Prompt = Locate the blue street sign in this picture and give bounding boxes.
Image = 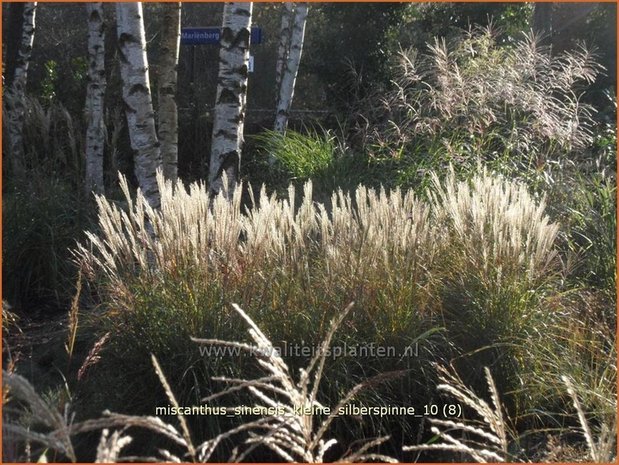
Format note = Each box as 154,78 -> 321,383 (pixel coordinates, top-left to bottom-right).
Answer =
181,26 -> 262,45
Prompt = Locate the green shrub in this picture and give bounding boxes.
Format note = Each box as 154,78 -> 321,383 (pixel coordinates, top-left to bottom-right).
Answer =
3,175 -> 94,312
251,128 -> 382,199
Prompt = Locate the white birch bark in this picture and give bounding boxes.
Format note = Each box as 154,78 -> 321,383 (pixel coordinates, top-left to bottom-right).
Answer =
116,2 -> 161,208
275,2 -> 294,100
6,2 -> 37,177
274,2 -> 308,134
84,2 -> 106,195
157,2 -> 181,183
209,2 -> 253,198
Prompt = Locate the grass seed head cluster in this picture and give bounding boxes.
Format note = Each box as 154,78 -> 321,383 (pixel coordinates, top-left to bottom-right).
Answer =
77,168 -> 559,347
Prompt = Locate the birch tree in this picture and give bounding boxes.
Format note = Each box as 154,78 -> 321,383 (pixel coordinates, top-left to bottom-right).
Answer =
157,2 -> 181,183
274,3 -> 308,134
4,3 -> 26,89
116,2 -> 161,208
6,2 -> 37,177
275,2 -> 294,98
84,2 -> 106,195
209,2 -> 253,197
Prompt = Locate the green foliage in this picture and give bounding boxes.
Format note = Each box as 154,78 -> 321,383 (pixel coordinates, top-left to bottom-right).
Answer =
250,127 -> 388,199
304,3 -> 410,111
525,122 -> 616,295
2,176 -> 94,312
399,3 -> 532,47
584,4 -> 617,96
40,60 -> 58,104
565,173 -> 617,292
254,129 -> 335,180
69,56 -> 88,85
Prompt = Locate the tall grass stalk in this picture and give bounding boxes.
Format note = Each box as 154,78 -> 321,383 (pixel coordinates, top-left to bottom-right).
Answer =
404,365 -> 513,463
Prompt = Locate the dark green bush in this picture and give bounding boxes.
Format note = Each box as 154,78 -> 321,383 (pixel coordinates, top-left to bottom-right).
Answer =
2,175 -> 94,313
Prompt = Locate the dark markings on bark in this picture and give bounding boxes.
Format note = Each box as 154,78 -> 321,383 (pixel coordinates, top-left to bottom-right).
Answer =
233,8 -> 251,18
122,99 -> 137,114
213,129 -> 239,141
215,150 -> 240,180
221,27 -> 234,45
116,43 -> 129,64
129,83 -> 149,96
221,27 -> 250,50
89,8 -> 102,22
217,88 -> 238,105
118,32 -> 140,48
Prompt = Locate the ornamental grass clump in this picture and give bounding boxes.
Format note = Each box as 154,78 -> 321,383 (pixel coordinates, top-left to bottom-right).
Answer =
76,171 -> 437,344
75,166 -> 560,353
74,171 -> 439,428
427,167 -> 561,402
397,26 -> 600,154
430,166 -> 559,289
75,167 -> 562,446
366,25 -> 602,185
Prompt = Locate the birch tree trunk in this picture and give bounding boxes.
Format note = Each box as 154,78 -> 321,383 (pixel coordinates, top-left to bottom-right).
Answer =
275,2 -> 294,99
209,2 -> 253,198
157,2 -> 181,183
274,3 -> 308,134
84,2 -> 106,195
4,3 -> 26,89
116,2 -> 161,208
6,2 -> 37,177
